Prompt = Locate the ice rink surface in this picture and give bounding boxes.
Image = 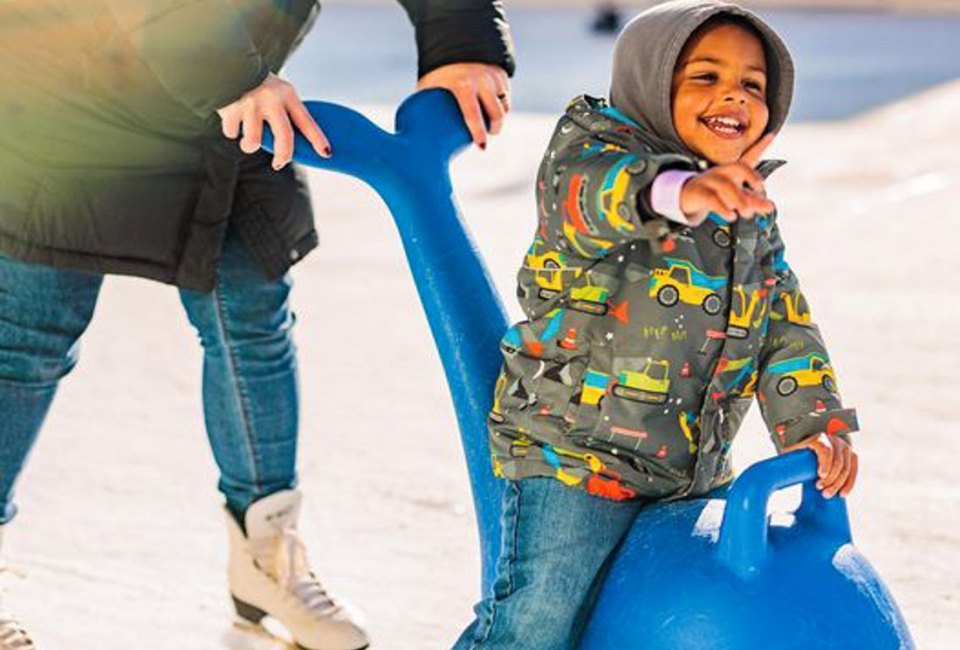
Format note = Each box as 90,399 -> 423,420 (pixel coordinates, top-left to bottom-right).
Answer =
2,6 -> 959,650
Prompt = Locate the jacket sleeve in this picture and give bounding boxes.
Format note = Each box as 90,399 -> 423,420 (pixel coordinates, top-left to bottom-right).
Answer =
756,217 -> 859,451
537,116 -> 699,260
397,0 -> 516,78
105,0 -> 270,118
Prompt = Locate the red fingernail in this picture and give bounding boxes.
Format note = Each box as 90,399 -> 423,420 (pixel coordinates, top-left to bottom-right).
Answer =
323,146 -> 332,158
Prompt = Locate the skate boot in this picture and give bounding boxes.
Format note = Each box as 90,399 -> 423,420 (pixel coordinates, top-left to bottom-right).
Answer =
0,527 -> 35,650
226,490 -> 369,650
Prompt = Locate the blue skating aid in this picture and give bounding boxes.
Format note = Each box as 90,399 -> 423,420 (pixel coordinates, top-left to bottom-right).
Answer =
579,450 -> 914,649
262,90 -> 508,595
265,91 -> 915,647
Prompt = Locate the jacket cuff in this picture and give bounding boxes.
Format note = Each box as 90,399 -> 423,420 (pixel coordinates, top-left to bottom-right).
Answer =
413,4 -> 516,78
650,170 -> 700,225
633,158 -> 700,252
770,407 -> 859,451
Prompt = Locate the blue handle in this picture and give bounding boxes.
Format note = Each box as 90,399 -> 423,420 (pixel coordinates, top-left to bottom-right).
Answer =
717,449 -> 852,579
262,90 -> 509,595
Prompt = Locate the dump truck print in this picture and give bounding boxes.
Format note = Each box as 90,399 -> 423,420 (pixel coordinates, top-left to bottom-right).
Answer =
649,257 -> 728,315
767,353 -> 837,396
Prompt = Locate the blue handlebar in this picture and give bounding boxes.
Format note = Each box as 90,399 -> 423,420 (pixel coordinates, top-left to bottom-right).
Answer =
717,450 -> 852,579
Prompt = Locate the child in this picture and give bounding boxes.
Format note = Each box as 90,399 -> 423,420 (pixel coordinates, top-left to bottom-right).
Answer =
453,1 -> 859,648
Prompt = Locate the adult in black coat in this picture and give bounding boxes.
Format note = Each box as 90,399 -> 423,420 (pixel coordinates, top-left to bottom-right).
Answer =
0,2 -> 514,648
0,0 -> 514,288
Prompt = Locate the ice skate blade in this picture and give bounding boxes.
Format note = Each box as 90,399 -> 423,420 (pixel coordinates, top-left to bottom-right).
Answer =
225,619 -> 292,650
233,595 -> 269,625
230,598 -> 369,650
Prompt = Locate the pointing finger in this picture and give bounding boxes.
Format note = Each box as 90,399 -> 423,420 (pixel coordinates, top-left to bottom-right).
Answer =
741,132 -> 777,169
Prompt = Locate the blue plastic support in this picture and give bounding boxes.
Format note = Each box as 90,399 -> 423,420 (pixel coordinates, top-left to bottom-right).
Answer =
261,90 -> 508,594
716,449 -> 852,580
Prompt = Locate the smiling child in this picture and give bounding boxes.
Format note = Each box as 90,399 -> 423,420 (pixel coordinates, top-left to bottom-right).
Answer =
452,1 -> 860,648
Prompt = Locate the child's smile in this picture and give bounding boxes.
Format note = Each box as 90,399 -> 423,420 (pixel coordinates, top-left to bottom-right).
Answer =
700,111 -> 749,138
671,21 -> 770,164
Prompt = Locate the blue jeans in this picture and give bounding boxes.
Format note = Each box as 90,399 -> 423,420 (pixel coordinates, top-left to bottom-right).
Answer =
452,478 -> 646,650
0,228 -> 299,523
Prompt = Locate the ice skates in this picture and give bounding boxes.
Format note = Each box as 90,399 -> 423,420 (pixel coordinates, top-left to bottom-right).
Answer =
226,491 -> 369,650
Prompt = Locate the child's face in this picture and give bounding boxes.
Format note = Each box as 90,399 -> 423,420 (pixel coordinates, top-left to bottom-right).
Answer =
671,22 -> 770,165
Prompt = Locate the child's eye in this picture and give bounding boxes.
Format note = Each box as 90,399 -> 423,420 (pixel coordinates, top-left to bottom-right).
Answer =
745,80 -> 764,92
692,73 -> 717,82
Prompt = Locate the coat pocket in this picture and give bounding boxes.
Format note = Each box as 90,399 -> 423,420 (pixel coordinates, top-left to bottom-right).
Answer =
493,336 -> 589,442
568,345 -> 682,461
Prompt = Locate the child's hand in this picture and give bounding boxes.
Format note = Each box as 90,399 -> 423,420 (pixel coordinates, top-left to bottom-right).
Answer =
782,433 -> 859,498
680,133 -> 777,223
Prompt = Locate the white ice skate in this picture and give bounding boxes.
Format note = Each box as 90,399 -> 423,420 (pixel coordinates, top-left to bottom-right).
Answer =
0,527 -> 35,650
226,490 -> 369,650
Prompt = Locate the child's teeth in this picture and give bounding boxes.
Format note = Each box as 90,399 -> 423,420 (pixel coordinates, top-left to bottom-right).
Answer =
704,116 -> 742,134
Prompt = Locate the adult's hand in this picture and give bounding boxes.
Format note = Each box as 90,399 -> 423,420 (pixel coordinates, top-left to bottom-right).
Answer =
416,62 -> 510,150
217,73 -> 331,170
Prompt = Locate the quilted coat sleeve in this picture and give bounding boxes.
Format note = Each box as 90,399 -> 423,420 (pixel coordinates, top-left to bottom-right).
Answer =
397,0 -> 516,78
104,0 -> 270,118
756,218 -> 859,451
537,115 -> 699,260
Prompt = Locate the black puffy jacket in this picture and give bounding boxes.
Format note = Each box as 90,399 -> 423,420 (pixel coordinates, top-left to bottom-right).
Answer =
0,0 -> 515,290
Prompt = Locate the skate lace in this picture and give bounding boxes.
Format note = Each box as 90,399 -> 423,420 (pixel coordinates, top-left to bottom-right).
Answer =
270,530 -> 340,619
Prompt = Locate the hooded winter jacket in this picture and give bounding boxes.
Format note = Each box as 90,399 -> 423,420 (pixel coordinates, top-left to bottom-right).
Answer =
488,1 -> 857,501
0,0 -> 515,290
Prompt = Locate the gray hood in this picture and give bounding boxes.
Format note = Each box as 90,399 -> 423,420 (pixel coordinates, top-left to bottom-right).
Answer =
609,0 -> 794,157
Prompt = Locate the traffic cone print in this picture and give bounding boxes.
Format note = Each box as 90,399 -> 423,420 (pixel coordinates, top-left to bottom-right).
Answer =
815,399 -> 826,412
559,327 -> 579,350
826,417 -> 848,436
656,444 -> 668,459
680,361 -> 692,378
608,301 -> 629,324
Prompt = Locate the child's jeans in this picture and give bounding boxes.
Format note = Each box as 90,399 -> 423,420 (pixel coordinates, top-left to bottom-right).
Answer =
452,478 -> 647,650
453,478 -> 734,650
0,226 -> 299,523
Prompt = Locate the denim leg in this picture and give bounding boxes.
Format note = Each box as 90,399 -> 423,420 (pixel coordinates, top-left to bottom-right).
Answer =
179,229 -> 299,520
0,255 -> 102,524
453,478 -> 645,650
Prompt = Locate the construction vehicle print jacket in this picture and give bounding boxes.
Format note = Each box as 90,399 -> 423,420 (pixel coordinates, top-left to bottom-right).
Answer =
488,96 -> 859,501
